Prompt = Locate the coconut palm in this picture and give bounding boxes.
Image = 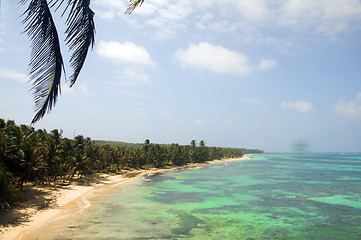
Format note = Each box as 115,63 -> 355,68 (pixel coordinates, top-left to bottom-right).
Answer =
19,0 -> 143,124
16,126 -> 47,189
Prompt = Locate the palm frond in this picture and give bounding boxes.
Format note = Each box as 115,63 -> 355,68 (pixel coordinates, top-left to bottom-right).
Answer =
126,0 -> 144,15
20,0 -> 64,124
64,0 -> 95,86
48,0 -> 66,10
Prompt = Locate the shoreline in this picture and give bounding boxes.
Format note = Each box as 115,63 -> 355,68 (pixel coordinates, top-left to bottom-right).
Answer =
0,156 -> 250,240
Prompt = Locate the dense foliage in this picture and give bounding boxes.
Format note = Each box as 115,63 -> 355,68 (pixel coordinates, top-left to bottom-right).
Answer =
0,118 -> 262,210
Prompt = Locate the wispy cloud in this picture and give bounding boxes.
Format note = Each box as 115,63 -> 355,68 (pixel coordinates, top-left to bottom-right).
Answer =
120,69 -> 150,84
61,85 -> 76,95
242,97 -> 263,105
61,83 -> 89,96
234,0 -> 270,23
0,68 -> 29,83
136,0 -> 194,40
334,92 -> 361,120
94,0 -> 361,52
92,0 -> 127,19
107,69 -> 150,87
278,0 -> 361,36
257,58 -> 277,70
280,100 -> 315,114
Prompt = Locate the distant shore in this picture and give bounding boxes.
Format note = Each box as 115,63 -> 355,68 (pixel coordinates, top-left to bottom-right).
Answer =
0,156 -> 250,240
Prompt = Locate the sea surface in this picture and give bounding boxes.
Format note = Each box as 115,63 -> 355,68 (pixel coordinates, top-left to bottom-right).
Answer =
25,153 -> 361,239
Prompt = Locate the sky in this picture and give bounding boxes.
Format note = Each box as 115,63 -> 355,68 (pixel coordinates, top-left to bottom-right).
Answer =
1,0 -> 361,152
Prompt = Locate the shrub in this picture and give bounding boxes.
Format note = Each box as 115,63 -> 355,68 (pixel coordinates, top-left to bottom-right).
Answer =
0,169 -> 24,211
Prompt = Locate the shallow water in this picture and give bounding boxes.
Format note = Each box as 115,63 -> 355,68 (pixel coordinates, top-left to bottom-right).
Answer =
25,153 -> 361,239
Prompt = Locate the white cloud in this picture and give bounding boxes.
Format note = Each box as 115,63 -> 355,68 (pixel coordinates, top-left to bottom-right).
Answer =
157,1 -> 193,21
334,93 -> 361,120
200,12 -> 214,23
108,69 -> 150,87
0,68 -> 29,83
93,0 -> 126,19
262,37 -> 298,56
61,85 -> 75,95
145,17 -> 185,40
257,58 -> 277,70
279,0 -> 361,35
280,100 -> 315,114
141,1 -> 191,40
97,41 -> 155,86
195,22 -> 206,30
97,41 -> 155,66
175,42 -> 252,76
234,0 -> 270,23
131,1 -> 161,16
92,0 -> 361,56
93,0 -> 231,40
195,12 -> 215,29
94,0 -> 361,41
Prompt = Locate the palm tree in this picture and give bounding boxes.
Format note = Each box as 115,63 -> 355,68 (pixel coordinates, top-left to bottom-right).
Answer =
18,0 -> 144,124
16,126 -> 46,189
42,129 -> 63,182
0,169 -> 24,211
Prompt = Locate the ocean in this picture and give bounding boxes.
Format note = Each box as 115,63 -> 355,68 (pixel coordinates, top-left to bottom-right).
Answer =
24,153 -> 361,239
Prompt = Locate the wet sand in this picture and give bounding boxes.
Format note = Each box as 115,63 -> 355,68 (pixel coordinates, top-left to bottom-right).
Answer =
0,157 -> 250,240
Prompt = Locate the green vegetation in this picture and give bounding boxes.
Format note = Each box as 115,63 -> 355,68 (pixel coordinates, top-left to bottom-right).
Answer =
0,118 -> 262,211
0,170 -> 24,211
92,140 -> 263,154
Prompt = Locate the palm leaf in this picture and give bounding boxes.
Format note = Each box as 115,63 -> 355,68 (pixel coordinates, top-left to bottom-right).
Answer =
18,0 -> 141,124
20,0 -> 64,124
64,0 -> 95,86
126,0 -> 144,14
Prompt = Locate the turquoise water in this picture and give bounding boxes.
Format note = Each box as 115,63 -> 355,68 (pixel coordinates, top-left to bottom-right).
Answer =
28,153 -> 361,239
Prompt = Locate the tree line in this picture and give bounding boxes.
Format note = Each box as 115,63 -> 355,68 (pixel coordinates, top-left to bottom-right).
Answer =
0,118 -> 262,210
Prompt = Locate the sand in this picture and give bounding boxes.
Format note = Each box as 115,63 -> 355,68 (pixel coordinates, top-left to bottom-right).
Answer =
0,157 -> 250,240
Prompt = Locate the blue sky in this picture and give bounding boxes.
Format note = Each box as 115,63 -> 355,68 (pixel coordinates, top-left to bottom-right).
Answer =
1,0 -> 361,152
